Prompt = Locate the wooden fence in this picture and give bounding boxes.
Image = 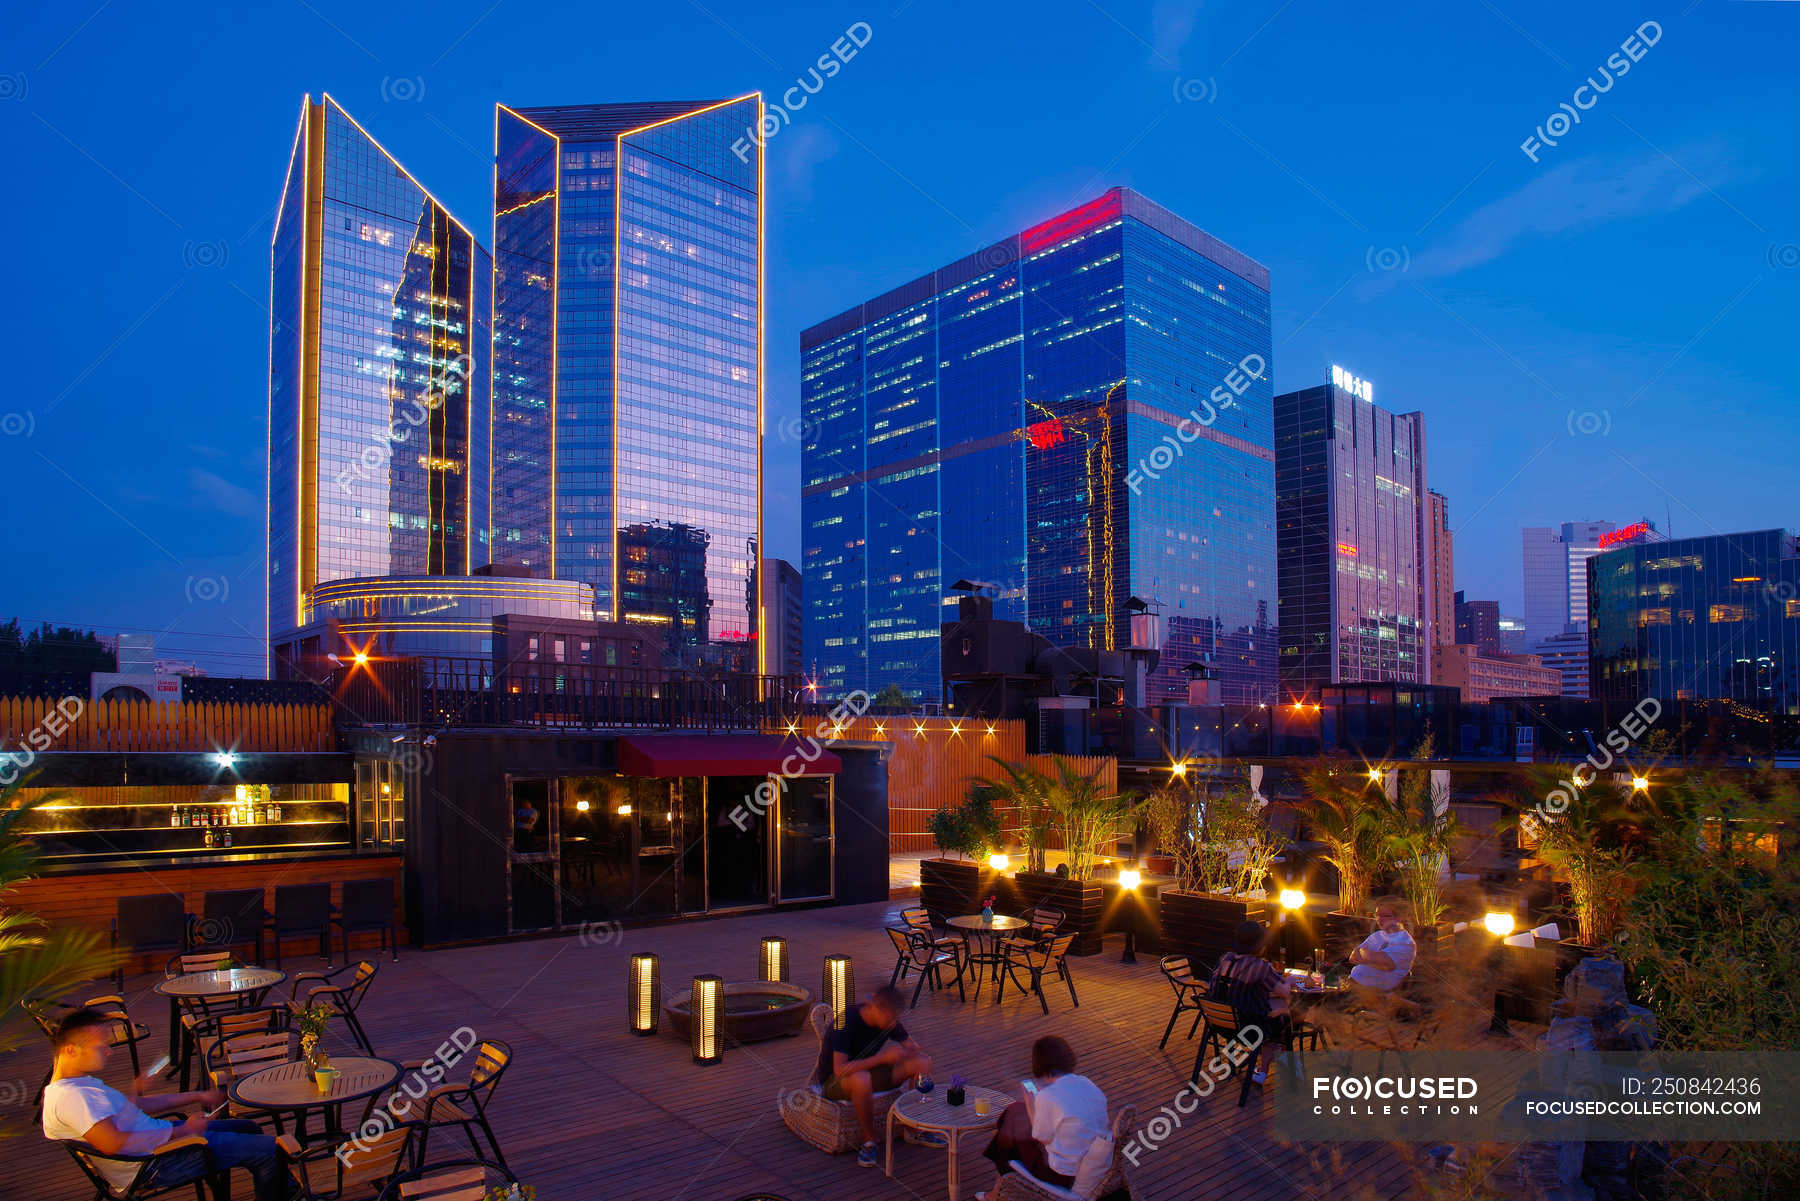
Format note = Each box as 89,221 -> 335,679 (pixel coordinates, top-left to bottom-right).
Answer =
0,696 -> 336,754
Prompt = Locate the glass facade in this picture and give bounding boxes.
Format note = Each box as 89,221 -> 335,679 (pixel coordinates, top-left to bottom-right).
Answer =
801,188 -> 1275,703
284,574 -> 595,661
268,96 -> 490,660
1589,529 -> 1800,710
1275,383 -> 1428,697
490,98 -> 763,670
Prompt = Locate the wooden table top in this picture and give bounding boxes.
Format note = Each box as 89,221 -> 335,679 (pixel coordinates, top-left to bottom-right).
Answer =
891,1085 -> 1014,1132
228,1055 -> 400,1111
155,967 -> 285,998
946,915 -> 1029,933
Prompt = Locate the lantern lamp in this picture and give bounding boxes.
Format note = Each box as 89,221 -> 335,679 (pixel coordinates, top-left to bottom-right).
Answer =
759,936 -> 789,983
628,953 -> 659,1037
823,955 -> 854,1030
691,974 -> 724,1066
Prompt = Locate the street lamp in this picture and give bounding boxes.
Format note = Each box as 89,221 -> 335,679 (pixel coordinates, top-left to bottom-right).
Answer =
1117,869 -> 1143,964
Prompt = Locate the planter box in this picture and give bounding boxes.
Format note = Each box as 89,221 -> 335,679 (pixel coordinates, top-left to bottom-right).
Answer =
1157,890 -> 1269,972
1013,871 -> 1106,956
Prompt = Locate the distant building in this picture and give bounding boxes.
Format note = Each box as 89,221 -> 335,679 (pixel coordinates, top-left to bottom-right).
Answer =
1453,592 -> 1503,657
1276,370 -> 1429,696
760,557 -> 804,679
1521,519 -> 1665,644
1432,643 -> 1564,702
1426,490 -> 1454,655
1498,614 -> 1528,655
1532,629 -> 1592,699
1590,528 -> 1800,708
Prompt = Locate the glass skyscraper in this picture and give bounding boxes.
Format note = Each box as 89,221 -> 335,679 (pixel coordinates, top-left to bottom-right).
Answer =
490,97 -> 763,669
1589,529 -> 1800,709
801,188 -> 1275,704
268,95 -> 491,662
1274,376 -> 1430,696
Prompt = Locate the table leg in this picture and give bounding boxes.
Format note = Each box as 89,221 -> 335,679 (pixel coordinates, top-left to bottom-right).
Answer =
947,1128 -> 961,1201
884,1106 -> 895,1177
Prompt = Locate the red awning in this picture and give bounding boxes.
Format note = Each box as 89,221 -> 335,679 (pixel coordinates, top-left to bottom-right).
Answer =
616,735 -> 842,778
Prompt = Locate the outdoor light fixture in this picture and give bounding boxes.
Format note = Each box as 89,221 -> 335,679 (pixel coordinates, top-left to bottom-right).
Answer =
1170,760 -> 1188,778
617,804 -> 632,816
211,752 -> 236,768
628,953 -> 659,1036
1367,767 -> 1384,784
1117,870 -> 1143,963
353,651 -> 369,665
1631,776 -> 1650,792
759,936 -> 789,983
1484,912 -> 1516,937
989,852 -> 1010,871
575,800 -> 590,812
985,723 -> 996,736
691,975 -> 724,1065
1119,869 -> 1142,890
1279,888 -> 1307,911
823,955 -> 854,1030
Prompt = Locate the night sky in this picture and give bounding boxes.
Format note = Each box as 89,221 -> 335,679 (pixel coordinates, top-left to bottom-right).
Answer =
3,1 -> 1793,675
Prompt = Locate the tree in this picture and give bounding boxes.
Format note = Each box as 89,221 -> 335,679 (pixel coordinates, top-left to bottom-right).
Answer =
870,683 -> 911,712
1385,734 -> 1459,928
1042,759 -> 1138,882
0,619 -> 115,674
1301,761 -> 1393,915
984,758 -> 1054,874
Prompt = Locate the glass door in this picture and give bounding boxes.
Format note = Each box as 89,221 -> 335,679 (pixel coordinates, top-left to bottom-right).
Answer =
777,777 -> 834,902
506,777 -> 559,933
704,776 -> 770,910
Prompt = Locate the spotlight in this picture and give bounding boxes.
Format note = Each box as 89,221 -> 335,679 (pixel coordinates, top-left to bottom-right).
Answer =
1279,888 -> 1307,911
1483,912 -> 1516,937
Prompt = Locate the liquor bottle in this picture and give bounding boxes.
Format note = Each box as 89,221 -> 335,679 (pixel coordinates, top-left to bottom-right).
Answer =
271,803 -> 281,823
222,829 -> 232,848
204,829 -> 215,849
170,807 -> 180,828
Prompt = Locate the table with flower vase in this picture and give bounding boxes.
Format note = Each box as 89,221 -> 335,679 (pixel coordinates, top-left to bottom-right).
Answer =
154,967 -> 286,1078
946,914 -> 1030,991
228,1054 -> 401,1146
886,1083 -> 1015,1201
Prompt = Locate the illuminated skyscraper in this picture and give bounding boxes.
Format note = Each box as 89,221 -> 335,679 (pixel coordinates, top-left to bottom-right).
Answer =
267,95 -> 491,667
801,188 -> 1276,703
490,97 -> 764,669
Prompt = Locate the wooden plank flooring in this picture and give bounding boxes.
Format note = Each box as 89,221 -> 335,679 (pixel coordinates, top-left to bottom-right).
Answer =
1,901 -> 1511,1201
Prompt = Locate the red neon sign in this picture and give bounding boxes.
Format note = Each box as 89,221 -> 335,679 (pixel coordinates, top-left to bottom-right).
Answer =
1019,193 -> 1123,254
1026,418 -> 1067,450
1600,521 -> 1651,548
1337,543 -> 1358,557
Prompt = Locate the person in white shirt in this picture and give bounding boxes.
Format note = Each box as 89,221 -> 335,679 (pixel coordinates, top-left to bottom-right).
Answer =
1348,898 -> 1417,993
41,1007 -> 289,1200
978,1036 -> 1109,1198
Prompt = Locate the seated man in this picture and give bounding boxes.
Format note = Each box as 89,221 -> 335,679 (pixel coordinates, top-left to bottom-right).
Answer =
823,985 -> 933,1168
1348,898 -> 1417,994
41,1007 -> 291,1201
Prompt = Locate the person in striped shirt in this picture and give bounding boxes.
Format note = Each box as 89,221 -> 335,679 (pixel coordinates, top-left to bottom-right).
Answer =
1207,920 -> 1292,1084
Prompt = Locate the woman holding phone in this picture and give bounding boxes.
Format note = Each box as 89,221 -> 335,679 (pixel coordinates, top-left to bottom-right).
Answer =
976,1035 -> 1109,1198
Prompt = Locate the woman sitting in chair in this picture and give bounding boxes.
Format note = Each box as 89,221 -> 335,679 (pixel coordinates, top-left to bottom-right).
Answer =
977,1035 -> 1108,1198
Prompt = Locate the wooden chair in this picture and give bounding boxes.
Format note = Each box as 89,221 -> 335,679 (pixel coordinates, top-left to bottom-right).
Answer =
990,1104 -> 1140,1201
778,1003 -> 906,1154
885,926 -> 966,1007
190,888 -> 267,965
166,952 -> 271,1090
1156,954 -> 1208,1049
411,1039 -> 514,1176
997,933 -> 1079,1014
372,1159 -> 523,1201
287,961 -> 380,1054
24,995 -> 153,1113
59,1132 -> 299,1201
201,1025 -> 299,1123
269,883 -> 334,968
1002,905 -> 1065,951
287,1119 -> 424,1200
112,894 -> 189,990
331,879 -> 399,964
1193,998 -> 1277,1107
898,906 -> 964,954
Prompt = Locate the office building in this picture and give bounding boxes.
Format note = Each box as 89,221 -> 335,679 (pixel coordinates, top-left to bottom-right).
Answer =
1275,370 -> 1429,697
761,557 -> 804,678
1590,529 -> 1800,708
1454,591 -> 1503,656
1432,643 -> 1563,702
1532,629 -> 1592,698
1426,490 -> 1454,654
1498,613 -> 1528,655
491,96 -> 763,670
801,188 -> 1275,704
1521,519 -> 1665,644
268,95 -> 493,669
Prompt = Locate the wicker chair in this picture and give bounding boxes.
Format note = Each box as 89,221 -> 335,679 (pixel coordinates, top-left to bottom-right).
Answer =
778,1004 -> 906,1154
990,1103 -> 1139,1201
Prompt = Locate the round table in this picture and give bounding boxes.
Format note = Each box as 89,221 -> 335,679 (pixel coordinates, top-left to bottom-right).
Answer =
885,1084 -> 1014,1201
1280,969 -> 1346,1053
228,1055 -> 401,1145
154,968 -> 286,1077
946,915 -> 1029,991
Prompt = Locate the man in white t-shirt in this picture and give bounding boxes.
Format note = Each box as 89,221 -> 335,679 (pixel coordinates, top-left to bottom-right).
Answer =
979,1035 -> 1110,1197
1348,899 -> 1417,992
41,1007 -> 290,1199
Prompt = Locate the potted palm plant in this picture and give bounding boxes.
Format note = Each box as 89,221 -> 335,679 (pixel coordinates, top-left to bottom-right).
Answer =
1385,736 -> 1459,955
1300,760 -> 1396,956
988,758 -> 1054,875
1011,759 -> 1137,955
1149,771 -> 1280,969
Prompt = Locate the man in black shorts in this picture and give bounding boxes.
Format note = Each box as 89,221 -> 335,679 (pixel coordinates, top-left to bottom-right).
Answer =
823,985 -> 934,1167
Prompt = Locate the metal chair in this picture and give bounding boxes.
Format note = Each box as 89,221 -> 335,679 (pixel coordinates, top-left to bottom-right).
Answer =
372,1158 -> 524,1201
190,888 -> 267,965
200,1019 -> 299,1123
166,951 -> 273,1090
287,961 -> 380,1055
332,878 -> 400,963
1001,905 -> 1065,952
269,883 -> 334,968
286,1120 -> 425,1201
885,926 -> 966,1007
111,894 -> 189,990
24,994 -> 152,1110
58,1131 -> 295,1201
411,1039 -> 514,1176
898,906 -> 964,955
997,932 -> 1079,1014
1156,954 -> 1208,1049
1193,997 -> 1302,1107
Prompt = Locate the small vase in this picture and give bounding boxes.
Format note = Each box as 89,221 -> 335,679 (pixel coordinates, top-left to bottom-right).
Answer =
981,905 -> 993,922
946,1085 -> 965,1107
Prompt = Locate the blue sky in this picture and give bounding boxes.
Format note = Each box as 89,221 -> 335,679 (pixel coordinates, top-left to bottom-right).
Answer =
2,0 -> 1793,675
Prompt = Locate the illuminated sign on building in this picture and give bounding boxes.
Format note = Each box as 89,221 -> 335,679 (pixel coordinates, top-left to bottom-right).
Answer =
1599,521 -> 1653,549
1330,364 -> 1374,402
1026,417 -> 1067,450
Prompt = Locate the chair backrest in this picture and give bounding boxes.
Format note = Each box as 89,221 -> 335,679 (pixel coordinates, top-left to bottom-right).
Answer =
898,906 -> 932,930
199,888 -> 266,948
1041,933 -> 1076,963
466,1039 -> 511,1106
208,1029 -> 298,1088
340,878 -> 394,925
193,1005 -> 289,1050
376,1160 -> 516,1201
273,883 -> 333,929
22,998 -> 59,1041
1198,997 -> 1243,1033
806,1002 -> 834,1085
885,925 -> 914,957
1027,906 -> 1065,934
168,950 -> 234,978
117,893 -> 186,949
313,961 -> 380,1012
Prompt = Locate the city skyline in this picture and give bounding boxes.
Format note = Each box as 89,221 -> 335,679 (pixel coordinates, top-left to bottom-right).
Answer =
4,2 -> 1795,675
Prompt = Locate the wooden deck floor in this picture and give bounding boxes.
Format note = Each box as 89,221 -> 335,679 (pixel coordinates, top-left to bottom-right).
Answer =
1,901 -> 1516,1201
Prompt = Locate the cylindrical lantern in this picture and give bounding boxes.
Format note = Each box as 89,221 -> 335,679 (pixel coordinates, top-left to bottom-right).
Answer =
823,954 -> 854,1031
629,953 -> 659,1036
691,974 -> 724,1066
759,936 -> 789,983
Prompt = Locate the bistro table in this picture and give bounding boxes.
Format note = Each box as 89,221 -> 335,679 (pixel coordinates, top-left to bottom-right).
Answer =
154,967 -> 287,1077
945,915 -> 1029,991
1280,968 -> 1346,1054
228,1055 -> 402,1146
886,1084 -> 1014,1201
